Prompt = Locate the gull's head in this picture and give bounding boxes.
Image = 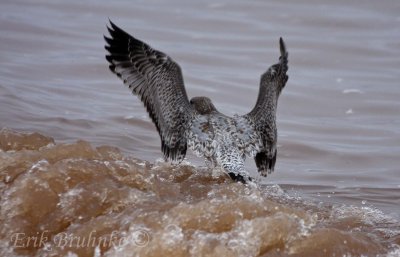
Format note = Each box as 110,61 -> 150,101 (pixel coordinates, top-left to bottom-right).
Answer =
190,96 -> 217,115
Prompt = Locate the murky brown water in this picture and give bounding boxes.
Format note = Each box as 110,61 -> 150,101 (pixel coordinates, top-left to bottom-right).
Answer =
1,0 -> 400,256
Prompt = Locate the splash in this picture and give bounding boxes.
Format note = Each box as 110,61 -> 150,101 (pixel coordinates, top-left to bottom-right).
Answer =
0,128 -> 399,257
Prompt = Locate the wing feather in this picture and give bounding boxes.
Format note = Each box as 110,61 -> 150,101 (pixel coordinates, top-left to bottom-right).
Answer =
105,20 -> 194,162
244,37 -> 289,176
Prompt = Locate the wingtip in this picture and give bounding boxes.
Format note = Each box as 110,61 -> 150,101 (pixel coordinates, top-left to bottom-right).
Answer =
108,18 -> 116,28
104,35 -> 114,46
106,18 -> 124,38
279,37 -> 287,56
105,19 -> 132,40
106,18 -> 114,32
103,35 -> 111,44
105,54 -> 113,63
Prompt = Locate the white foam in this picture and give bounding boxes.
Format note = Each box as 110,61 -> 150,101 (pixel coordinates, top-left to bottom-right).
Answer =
162,224 -> 184,245
342,89 -> 363,94
94,245 -> 101,257
64,252 -> 79,257
28,159 -> 49,173
386,246 -> 400,257
331,205 -> 398,226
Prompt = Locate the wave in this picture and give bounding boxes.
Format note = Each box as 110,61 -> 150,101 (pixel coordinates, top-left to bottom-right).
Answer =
0,128 -> 399,257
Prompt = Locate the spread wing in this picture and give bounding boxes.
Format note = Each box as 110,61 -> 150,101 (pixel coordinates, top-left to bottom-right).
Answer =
104,21 -> 194,163
244,37 -> 289,176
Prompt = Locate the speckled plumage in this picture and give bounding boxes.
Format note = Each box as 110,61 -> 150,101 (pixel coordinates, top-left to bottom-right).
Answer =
105,21 -> 289,182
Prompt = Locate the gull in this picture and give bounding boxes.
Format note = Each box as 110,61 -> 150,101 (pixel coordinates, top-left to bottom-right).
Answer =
104,21 -> 289,183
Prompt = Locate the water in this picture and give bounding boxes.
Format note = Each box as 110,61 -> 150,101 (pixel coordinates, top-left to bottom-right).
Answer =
1,0 -> 400,256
